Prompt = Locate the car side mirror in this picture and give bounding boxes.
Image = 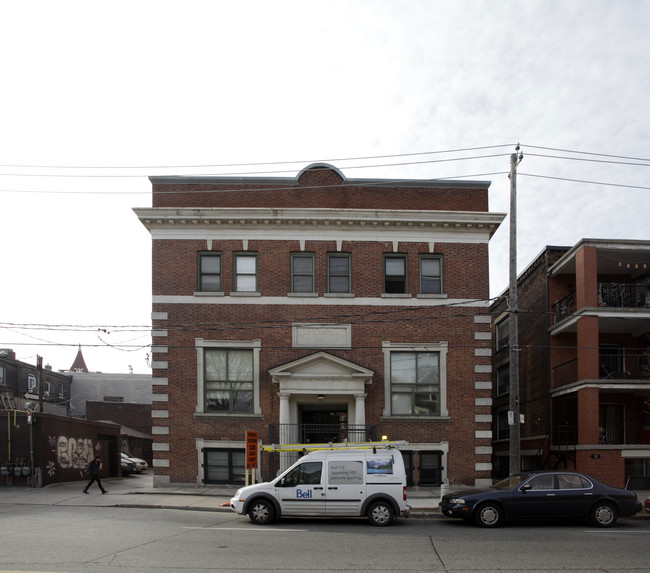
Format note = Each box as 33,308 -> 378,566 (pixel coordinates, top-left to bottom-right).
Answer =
520,483 -> 532,493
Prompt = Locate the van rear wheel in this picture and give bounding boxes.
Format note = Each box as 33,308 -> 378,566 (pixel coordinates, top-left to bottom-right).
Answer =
367,501 -> 395,526
248,499 -> 275,525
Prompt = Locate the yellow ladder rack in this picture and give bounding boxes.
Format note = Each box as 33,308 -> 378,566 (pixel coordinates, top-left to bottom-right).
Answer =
260,440 -> 408,453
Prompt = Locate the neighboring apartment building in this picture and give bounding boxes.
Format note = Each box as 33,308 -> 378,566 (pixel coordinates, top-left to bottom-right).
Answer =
135,164 -> 505,488
492,240 -> 650,488
0,349 -> 72,415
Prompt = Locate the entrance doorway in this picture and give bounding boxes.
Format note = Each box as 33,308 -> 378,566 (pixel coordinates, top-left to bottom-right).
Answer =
419,451 -> 442,486
299,404 -> 348,443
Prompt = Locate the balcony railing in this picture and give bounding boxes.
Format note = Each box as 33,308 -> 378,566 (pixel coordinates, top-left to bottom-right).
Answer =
553,355 -> 650,384
598,282 -> 650,309
553,282 -> 650,323
268,423 -> 377,445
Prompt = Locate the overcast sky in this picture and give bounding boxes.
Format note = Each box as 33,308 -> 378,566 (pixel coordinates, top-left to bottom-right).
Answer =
2,0 -> 649,374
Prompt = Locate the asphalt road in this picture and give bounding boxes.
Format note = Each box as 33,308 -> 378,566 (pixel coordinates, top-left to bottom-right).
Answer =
0,503 -> 648,573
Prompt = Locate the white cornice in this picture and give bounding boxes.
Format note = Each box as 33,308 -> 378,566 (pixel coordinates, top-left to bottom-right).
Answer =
134,207 -> 505,241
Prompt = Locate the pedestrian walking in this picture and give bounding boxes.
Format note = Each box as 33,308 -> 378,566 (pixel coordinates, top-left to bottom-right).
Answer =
83,455 -> 108,494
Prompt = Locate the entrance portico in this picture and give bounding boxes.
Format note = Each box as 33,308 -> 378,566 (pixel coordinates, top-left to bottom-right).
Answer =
269,352 -> 374,445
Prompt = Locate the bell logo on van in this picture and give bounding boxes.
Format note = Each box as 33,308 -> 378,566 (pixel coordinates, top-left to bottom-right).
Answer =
296,488 -> 312,498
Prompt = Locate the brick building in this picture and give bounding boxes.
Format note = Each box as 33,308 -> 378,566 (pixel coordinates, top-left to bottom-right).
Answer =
135,164 -> 505,488
492,240 -> 650,488
0,349 -> 72,415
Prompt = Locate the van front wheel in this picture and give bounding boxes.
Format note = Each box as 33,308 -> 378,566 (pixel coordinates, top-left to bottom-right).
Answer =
248,499 -> 275,525
367,501 -> 395,526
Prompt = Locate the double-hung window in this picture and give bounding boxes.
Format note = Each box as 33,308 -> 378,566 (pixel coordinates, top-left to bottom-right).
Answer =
204,348 -> 254,413
328,254 -> 351,293
390,351 -> 440,415
495,317 -> 510,352
234,254 -> 257,292
384,255 -> 407,293
420,255 -> 443,294
291,253 -> 315,293
199,253 -> 221,292
28,374 -> 36,391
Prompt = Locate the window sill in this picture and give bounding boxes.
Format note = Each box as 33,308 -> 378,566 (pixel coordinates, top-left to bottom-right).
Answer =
194,291 -> 225,297
287,292 -> 319,297
230,291 -> 261,297
382,415 -> 451,421
381,293 -> 412,299
416,293 -> 448,299
194,412 -> 263,419
324,293 -> 355,298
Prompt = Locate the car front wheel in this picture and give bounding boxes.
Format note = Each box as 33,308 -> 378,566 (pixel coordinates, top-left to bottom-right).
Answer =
590,502 -> 617,528
248,499 -> 275,525
474,502 -> 503,528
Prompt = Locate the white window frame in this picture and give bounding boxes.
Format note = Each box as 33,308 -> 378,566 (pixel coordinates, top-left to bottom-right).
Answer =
234,253 -> 258,293
382,341 -> 448,419
196,338 -> 262,416
27,374 -> 36,391
58,382 -> 64,398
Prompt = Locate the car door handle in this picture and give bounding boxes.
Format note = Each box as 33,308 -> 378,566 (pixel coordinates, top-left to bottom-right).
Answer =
584,493 -> 593,496
328,487 -> 338,490
546,493 -> 556,497
314,487 -> 324,490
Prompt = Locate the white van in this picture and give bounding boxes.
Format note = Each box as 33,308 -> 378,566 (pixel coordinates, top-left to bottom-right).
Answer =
228,449 -> 411,526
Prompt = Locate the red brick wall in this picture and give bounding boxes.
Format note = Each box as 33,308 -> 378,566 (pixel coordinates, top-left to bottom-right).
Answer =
149,168 -> 494,486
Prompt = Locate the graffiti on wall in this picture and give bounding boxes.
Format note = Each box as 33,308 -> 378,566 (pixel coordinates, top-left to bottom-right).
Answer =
54,436 -> 96,470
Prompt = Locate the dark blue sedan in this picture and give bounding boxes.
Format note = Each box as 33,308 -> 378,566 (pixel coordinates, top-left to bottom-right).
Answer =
439,471 -> 642,528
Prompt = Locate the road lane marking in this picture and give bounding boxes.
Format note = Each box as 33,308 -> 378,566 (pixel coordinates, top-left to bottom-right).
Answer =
183,527 -> 309,532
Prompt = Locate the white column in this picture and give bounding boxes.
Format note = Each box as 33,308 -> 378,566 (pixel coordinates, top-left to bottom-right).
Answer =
354,393 -> 366,427
278,393 -> 293,444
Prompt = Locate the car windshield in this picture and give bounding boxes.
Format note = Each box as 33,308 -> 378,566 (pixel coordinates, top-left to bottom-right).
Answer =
492,474 -> 529,489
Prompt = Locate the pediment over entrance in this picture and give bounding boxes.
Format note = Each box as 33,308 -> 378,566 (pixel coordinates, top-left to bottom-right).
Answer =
269,352 -> 373,395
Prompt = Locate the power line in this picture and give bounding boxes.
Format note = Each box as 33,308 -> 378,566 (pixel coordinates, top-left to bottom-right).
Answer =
0,144 -> 517,170
519,172 -> 650,191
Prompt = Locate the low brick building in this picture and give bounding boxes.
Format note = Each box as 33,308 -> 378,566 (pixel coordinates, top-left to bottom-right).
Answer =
135,164 -> 505,488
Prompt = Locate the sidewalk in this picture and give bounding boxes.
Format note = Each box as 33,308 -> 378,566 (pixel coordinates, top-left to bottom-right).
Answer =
0,473 -> 647,521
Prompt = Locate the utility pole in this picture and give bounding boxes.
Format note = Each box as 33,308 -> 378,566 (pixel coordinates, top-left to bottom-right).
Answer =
37,355 -> 43,413
508,145 -> 523,475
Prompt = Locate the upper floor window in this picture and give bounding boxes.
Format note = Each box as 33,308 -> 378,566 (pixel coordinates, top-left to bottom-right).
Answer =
495,317 -> 510,352
328,254 -> 351,293
291,253 -> 315,293
497,363 -> 510,396
199,253 -> 221,292
204,348 -> 254,413
420,255 -> 443,294
58,382 -> 64,398
390,351 -> 440,416
44,382 -> 51,397
384,255 -> 407,293
234,254 -> 257,292
0,366 -> 5,385
27,374 -> 36,391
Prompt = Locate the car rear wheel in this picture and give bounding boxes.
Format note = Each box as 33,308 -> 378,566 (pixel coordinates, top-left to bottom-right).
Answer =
248,499 -> 275,525
367,501 -> 395,526
474,502 -> 503,528
590,502 -> 617,528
